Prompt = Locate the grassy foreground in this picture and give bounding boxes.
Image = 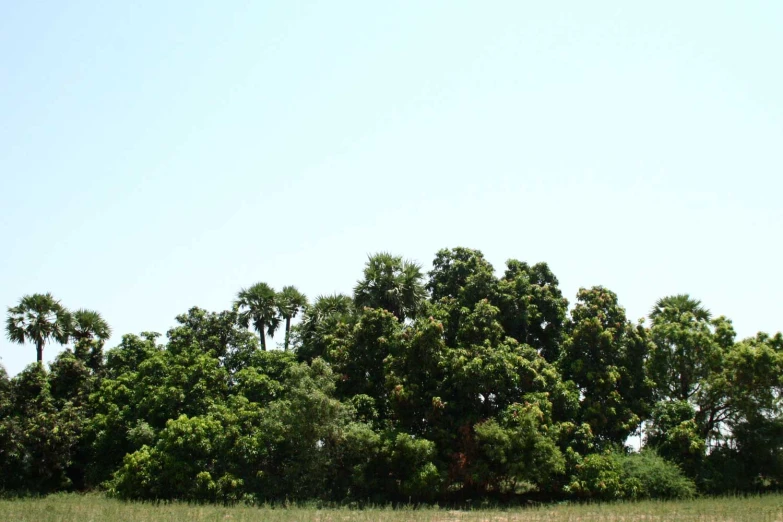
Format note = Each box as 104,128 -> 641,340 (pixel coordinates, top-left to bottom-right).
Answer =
1,493 -> 783,522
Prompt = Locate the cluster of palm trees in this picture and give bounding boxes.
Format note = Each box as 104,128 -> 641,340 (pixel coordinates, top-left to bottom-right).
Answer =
6,253 -> 427,362
233,283 -> 307,351
5,293 -> 111,363
233,253 -> 424,351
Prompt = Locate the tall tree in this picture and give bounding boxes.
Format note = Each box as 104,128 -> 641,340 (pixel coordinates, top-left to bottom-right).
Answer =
276,286 -> 308,351
71,309 -> 112,372
6,293 -> 72,363
427,247 -> 497,307
645,294 -> 751,470
70,309 -> 112,342
648,294 -> 722,403
234,282 -> 280,351
426,247 -> 499,345
560,286 -> 654,445
354,252 -> 426,321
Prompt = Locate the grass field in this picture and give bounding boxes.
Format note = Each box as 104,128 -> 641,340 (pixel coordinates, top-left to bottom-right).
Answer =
1,493 -> 783,522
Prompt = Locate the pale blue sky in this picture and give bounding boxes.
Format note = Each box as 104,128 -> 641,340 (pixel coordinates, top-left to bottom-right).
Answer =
2,2 -> 781,375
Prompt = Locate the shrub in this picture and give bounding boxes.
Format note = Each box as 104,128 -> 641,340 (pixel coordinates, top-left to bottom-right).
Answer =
622,450 -> 696,500
567,449 -> 696,501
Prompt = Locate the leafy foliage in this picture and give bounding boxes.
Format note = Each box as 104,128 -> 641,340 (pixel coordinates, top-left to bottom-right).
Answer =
2,248 -> 782,504
560,287 -> 654,445
567,449 -> 695,501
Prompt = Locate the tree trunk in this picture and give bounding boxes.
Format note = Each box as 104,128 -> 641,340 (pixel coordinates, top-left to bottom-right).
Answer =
284,316 -> 292,351
36,341 -> 44,363
255,320 -> 267,350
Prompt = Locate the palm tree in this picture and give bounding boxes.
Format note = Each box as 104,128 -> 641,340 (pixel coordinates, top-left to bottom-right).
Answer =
71,309 -> 112,342
276,286 -> 308,352
234,282 -> 280,351
354,252 -> 426,321
648,294 -> 715,402
301,293 -> 354,328
6,293 -> 72,364
650,294 -> 711,325
71,309 -> 112,369
297,293 -> 355,361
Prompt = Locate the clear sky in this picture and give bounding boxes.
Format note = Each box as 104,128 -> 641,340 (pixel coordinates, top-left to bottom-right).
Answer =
1,2 -> 781,376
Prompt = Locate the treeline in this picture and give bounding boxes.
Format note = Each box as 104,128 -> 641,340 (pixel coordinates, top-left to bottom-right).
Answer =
2,248 -> 782,504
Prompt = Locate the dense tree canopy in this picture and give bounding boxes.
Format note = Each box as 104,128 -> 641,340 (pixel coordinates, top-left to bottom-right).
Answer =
2,248 -> 781,503
560,287 -> 654,446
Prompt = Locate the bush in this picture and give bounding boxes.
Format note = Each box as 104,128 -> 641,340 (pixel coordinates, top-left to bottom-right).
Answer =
567,449 -> 696,501
622,450 -> 696,500
567,451 -> 624,501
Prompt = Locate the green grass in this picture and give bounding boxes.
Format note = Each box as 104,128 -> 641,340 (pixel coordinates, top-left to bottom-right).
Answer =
1,493 -> 783,521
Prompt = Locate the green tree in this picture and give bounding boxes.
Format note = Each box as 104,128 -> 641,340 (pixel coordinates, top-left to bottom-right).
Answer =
0,363 -> 83,493
560,287 -> 654,445
428,247 -> 498,306
48,350 -> 93,408
70,309 -> 112,373
87,308 -> 255,488
645,400 -> 705,477
294,293 -> 355,362
326,307 -> 402,414
648,294 -> 720,402
645,295 -> 733,476
384,315 -> 449,436
497,259 -> 569,362
354,252 -> 426,321
696,332 -> 783,491
85,333 -> 165,486
473,401 -> 566,495
234,282 -> 280,351
426,247 -> 499,345
647,295 -> 748,447
6,293 -> 72,364
276,286 -> 308,351
389,296 -> 577,496
167,307 -> 258,370
70,309 -> 112,342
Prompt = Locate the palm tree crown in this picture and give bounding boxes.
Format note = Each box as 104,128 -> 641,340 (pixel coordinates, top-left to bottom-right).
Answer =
6,293 -> 72,363
354,252 -> 426,321
234,282 -> 280,351
71,309 -> 112,342
650,294 -> 711,325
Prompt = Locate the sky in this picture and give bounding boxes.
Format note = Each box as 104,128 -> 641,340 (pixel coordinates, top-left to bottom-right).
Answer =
1,1 -> 781,376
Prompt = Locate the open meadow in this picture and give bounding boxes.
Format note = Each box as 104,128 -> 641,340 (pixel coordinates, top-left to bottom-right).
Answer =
1,494 -> 783,522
